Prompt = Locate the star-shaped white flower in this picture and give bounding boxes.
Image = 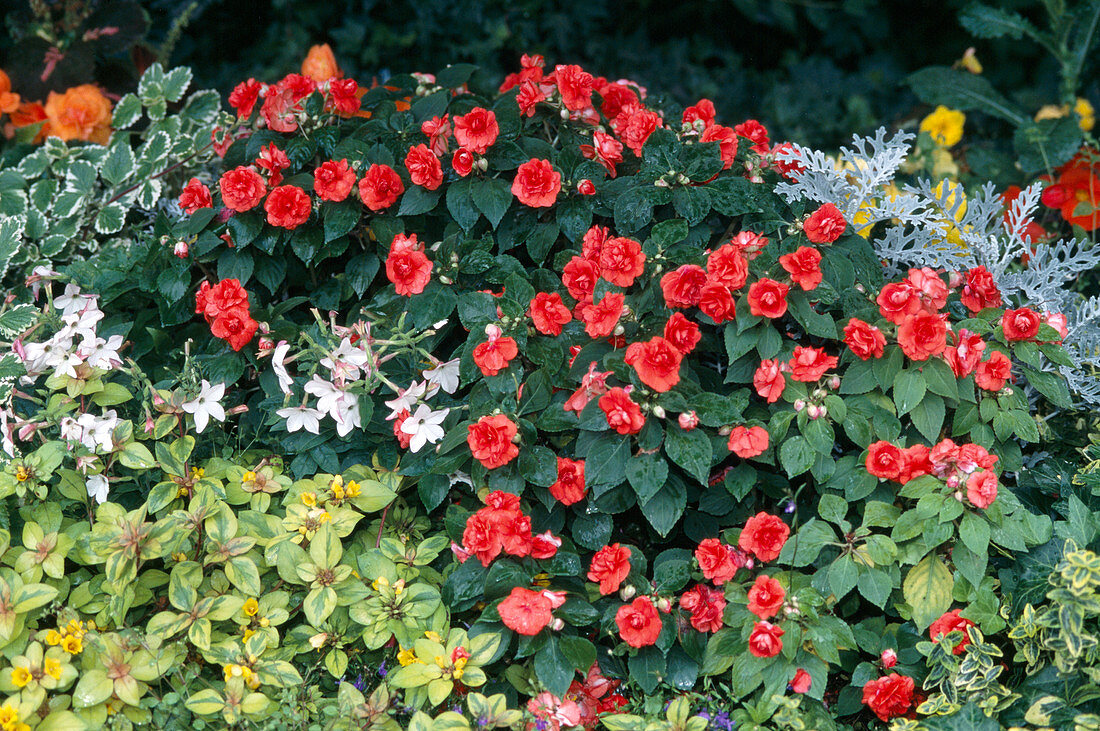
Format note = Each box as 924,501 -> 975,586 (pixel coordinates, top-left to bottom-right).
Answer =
276,405 -> 323,434
384,381 -> 428,419
423,359 -> 460,394
81,334 -> 125,370
332,391 -> 363,437
304,376 -> 344,419
182,380 -> 226,433
272,341 -> 294,395
321,337 -> 372,382
86,474 -> 109,504
400,405 -> 448,452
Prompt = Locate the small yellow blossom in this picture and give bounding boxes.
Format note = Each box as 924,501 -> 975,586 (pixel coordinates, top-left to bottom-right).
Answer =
44,630 -> 62,646
959,47 -> 982,74
65,620 -> 86,638
242,598 -> 259,617
43,657 -> 61,680
1076,97 -> 1095,132
60,635 -> 82,655
424,631 -> 442,643
308,633 -> 328,650
242,627 -> 255,642
1035,104 -> 1066,122
0,702 -> 27,731
397,647 -> 419,666
14,466 -> 29,482
345,480 -> 361,497
372,576 -> 390,591
10,667 -> 31,688
331,483 -> 345,500
393,579 -> 405,595
300,492 -> 317,507
920,106 -> 966,147
317,511 -> 332,524
241,471 -> 256,484
258,617 -> 270,628
190,467 -> 205,479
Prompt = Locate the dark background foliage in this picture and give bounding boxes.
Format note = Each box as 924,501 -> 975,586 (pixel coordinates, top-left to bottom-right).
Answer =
2,0 -> 1088,148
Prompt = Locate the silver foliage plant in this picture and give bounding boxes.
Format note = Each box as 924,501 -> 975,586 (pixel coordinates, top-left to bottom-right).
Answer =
775,128 -> 1100,405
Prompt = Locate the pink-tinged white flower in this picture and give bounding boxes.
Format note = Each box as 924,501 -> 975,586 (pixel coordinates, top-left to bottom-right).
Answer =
85,474 -> 109,504
399,404 -> 448,452
52,352 -> 83,379
81,334 -> 124,370
332,390 -> 363,437
182,380 -> 226,433
272,341 -> 294,395
320,336 -> 371,382
304,375 -> 344,417
384,380 -> 428,419
276,405 -> 323,434
423,358 -> 460,394
28,266 -> 60,300
55,284 -> 98,317
60,411 -> 118,452
57,309 -> 104,342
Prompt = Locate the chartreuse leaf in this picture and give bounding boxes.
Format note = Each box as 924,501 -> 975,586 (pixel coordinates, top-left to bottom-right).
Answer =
903,554 -> 954,631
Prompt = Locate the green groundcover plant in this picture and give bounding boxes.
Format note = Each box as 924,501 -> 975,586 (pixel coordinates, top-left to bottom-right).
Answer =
1,42 -> 1099,731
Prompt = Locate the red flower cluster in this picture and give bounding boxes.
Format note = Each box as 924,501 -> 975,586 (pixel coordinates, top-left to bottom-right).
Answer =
679,584 -> 726,632
459,490 -> 560,567
466,414 -> 520,470
497,586 -> 566,635
862,673 -> 914,722
1041,149 -> 1100,230
865,438 -> 999,508
194,278 -> 257,352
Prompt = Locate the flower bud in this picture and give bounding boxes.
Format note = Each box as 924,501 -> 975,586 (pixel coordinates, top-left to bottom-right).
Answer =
619,585 -> 637,601
258,337 -> 274,351
439,275 -> 453,285
173,241 -> 189,258
828,376 -> 841,390
794,399 -> 806,412
948,270 -> 965,289
718,425 -> 732,436
484,323 -> 502,341
613,324 -> 626,337
549,617 -> 565,631
477,157 -> 489,172
954,490 -> 964,502
652,405 -> 666,419
807,404 -> 821,420
946,475 -> 960,489
656,597 -> 672,614
881,648 -> 898,668
813,388 -> 826,399
678,411 -> 698,431
654,178 -> 671,188
577,179 -> 596,195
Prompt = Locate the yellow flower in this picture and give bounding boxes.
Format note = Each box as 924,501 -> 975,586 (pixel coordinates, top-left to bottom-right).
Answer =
397,647 -> 419,666
345,480 -> 361,497
393,579 -> 405,595
1076,97 -> 1095,132
10,666 -> 31,688
241,471 -> 256,484
300,492 -> 317,507
1035,104 -> 1067,122
190,467 -> 205,479
372,576 -> 390,591
920,106 -> 966,147
330,475 -> 344,490
424,631 -> 442,643
65,619 -> 86,638
317,511 -> 332,524
959,47 -> 982,74
930,148 -> 959,180
0,702 -> 26,731
13,466 -> 29,482
43,657 -> 61,680
331,483 -> 345,500
242,598 -> 259,617
44,630 -> 62,646
242,627 -> 255,642
60,635 -> 82,655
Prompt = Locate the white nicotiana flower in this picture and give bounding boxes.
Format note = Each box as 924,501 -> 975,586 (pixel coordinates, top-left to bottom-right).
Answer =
81,334 -> 125,370
320,337 -> 371,382
449,471 -> 472,488
57,309 -> 104,342
304,376 -> 344,418
55,284 -> 96,316
400,404 -> 448,452
182,380 -> 226,433
29,266 -> 60,299
52,353 -> 83,380
423,358 -> 460,395
276,405 -> 323,434
85,474 -> 109,504
383,381 -> 428,419
332,391 -> 363,437
272,341 -> 294,395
